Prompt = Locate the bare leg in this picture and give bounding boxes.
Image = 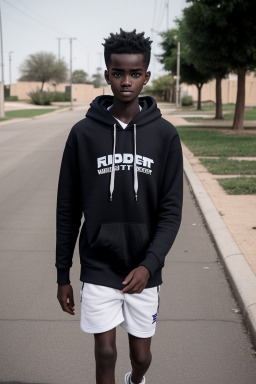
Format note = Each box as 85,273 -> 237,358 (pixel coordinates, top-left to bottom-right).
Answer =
94,328 -> 117,384
128,334 -> 152,384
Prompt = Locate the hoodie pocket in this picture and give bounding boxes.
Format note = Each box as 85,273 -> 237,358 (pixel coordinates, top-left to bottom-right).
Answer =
92,222 -> 149,272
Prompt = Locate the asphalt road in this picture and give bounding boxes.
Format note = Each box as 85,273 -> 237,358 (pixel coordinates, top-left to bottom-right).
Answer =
1,109 -> 256,384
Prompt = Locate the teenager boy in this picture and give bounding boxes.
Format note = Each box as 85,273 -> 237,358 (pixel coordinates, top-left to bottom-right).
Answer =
56,29 -> 183,384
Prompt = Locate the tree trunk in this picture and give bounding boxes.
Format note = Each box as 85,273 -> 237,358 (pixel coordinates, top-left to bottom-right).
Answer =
215,76 -> 223,119
196,84 -> 202,110
40,81 -> 45,92
233,67 -> 246,132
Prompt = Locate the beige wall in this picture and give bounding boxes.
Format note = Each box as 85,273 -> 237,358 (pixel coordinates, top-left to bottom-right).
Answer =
184,73 -> 256,105
10,81 -> 112,102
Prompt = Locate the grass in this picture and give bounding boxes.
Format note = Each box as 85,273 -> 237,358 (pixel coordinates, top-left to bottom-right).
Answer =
184,107 -> 256,122
200,158 -> 256,175
201,103 -> 235,111
218,177 -> 256,195
5,109 -> 56,119
179,126 -> 256,194
178,127 -> 256,157
224,108 -> 256,121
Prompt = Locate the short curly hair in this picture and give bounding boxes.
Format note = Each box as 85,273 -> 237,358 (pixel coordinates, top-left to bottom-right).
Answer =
103,28 -> 152,69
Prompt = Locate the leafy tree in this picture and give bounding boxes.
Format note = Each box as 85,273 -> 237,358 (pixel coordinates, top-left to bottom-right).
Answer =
72,69 -> 88,84
19,52 -> 68,91
188,0 -> 256,131
179,3 -> 231,119
90,68 -> 105,88
143,74 -> 175,102
159,29 -> 212,110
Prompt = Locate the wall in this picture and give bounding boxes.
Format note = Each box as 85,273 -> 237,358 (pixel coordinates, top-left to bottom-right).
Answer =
10,81 -> 111,102
184,73 -> 256,105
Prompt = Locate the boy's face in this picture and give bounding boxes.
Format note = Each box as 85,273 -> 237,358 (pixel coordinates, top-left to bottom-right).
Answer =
105,53 -> 151,103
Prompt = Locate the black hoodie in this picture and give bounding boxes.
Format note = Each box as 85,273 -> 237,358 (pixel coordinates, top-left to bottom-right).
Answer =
56,95 -> 183,289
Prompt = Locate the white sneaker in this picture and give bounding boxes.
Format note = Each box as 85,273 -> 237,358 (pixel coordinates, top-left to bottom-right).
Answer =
124,372 -> 146,384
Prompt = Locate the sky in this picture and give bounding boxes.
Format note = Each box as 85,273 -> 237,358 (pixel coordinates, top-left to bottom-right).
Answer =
2,0 -> 186,85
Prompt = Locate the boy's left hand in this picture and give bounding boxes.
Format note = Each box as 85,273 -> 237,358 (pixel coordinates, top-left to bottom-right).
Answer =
121,266 -> 150,294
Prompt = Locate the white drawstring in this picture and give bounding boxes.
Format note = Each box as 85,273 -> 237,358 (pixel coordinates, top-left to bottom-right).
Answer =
109,123 -> 138,202
133,124 -> 138,201
109,124 -> 116,201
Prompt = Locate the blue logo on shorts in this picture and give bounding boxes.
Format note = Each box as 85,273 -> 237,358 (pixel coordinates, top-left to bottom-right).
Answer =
152,313 -> 158,324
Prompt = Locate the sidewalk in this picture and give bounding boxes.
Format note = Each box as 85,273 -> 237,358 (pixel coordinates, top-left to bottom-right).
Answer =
163,111 -> 256,346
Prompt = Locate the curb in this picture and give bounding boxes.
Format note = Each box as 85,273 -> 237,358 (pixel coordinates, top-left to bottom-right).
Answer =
183,152 -> 256,347
0,106 -> 72,126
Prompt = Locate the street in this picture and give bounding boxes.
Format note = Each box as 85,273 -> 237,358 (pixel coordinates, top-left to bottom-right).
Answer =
1,109 -> 256,384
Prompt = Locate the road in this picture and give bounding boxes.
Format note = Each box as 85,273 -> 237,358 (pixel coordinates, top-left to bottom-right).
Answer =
1,109 -> 256,384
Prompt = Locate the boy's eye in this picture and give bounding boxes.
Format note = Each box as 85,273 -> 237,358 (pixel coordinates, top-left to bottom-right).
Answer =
132,73 -> 141,78
113,73 -> 121,78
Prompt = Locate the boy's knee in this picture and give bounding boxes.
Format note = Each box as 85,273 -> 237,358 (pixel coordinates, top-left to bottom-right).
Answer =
96,344 -> 117,364
130,350 -> 152,369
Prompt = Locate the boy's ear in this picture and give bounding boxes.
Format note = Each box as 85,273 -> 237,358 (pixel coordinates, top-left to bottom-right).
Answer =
105,70 -> 110,84
144,71 -> 151,85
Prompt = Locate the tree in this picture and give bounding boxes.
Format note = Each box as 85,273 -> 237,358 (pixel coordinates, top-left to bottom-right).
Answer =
72,69 -> 88,84
188,0 -> 256,131
179,3 -> 231,119
143,75 -> 175,102
90,68 -> 105,88
19,52 -> 68,91
159,29 -> 211,110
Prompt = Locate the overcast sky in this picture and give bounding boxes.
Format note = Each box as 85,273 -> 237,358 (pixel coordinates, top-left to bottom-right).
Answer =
3,0 -> 186,84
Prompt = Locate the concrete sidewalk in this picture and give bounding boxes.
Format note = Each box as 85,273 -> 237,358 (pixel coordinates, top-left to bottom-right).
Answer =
164,112 -> 256,346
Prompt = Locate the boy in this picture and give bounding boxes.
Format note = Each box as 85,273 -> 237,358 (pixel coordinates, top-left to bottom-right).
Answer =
56,29 -> 183,384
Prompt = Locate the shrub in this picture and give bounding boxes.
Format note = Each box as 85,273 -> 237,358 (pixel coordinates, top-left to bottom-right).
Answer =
28,89 -> 53,105
52,91 -> 71,102
6,96 -> 19,101
182,96 -> 193,106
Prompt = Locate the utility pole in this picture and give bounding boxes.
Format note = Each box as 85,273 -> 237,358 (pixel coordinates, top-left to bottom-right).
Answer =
69,37 -> 76,110
9,51 -> 13,90
176,41 -> 180,108
0,1 -> 4,117
166,0 -> 169,30
56,38 -> 63,61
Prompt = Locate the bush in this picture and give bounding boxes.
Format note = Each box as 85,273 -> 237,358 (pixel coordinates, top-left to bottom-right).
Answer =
182,96 -> 193,107
28,89 -> 53,105
52,91 -> 71,102
6,96 -> 19,101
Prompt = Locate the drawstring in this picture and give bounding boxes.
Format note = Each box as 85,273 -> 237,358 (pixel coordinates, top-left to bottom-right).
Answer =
109,124 -> 116,201
109,123 -> 138,202
133,124 -> 138,201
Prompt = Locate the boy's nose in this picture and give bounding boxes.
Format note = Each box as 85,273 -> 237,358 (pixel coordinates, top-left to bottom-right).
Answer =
121,76 -> 131,86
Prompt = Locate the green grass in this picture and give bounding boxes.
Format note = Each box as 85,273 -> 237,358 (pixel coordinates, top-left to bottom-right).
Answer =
201,103 -> 235,111
200,158 -> 256,175
5,109 -> 56,118
184,107 -> 256,122
224,108 -> 256,121
178,127 -> 256,157
218,177 -> 256,195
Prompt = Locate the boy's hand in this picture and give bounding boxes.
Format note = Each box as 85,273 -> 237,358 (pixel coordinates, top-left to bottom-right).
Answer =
121,266 -> 150,294
57,284 -> 75,315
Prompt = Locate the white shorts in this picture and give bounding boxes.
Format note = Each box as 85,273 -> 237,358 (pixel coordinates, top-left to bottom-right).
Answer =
80,283 -> 160,338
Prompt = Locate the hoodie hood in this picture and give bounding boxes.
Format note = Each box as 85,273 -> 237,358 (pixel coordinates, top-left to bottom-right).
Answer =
86,95 -> 162,128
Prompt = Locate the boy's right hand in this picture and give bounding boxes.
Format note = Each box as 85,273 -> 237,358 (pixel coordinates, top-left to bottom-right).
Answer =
57,284 -> 75,315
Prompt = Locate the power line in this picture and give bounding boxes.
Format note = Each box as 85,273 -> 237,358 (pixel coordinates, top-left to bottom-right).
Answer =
15,0 -> 70,38
156,0 -> 166,31
3,0 -> 69,38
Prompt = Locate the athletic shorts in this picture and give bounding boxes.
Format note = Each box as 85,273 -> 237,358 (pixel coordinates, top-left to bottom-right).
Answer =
80,283 -> 160,338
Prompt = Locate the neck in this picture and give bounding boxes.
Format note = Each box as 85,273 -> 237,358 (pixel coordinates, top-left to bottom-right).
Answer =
111,99 -> 140,124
